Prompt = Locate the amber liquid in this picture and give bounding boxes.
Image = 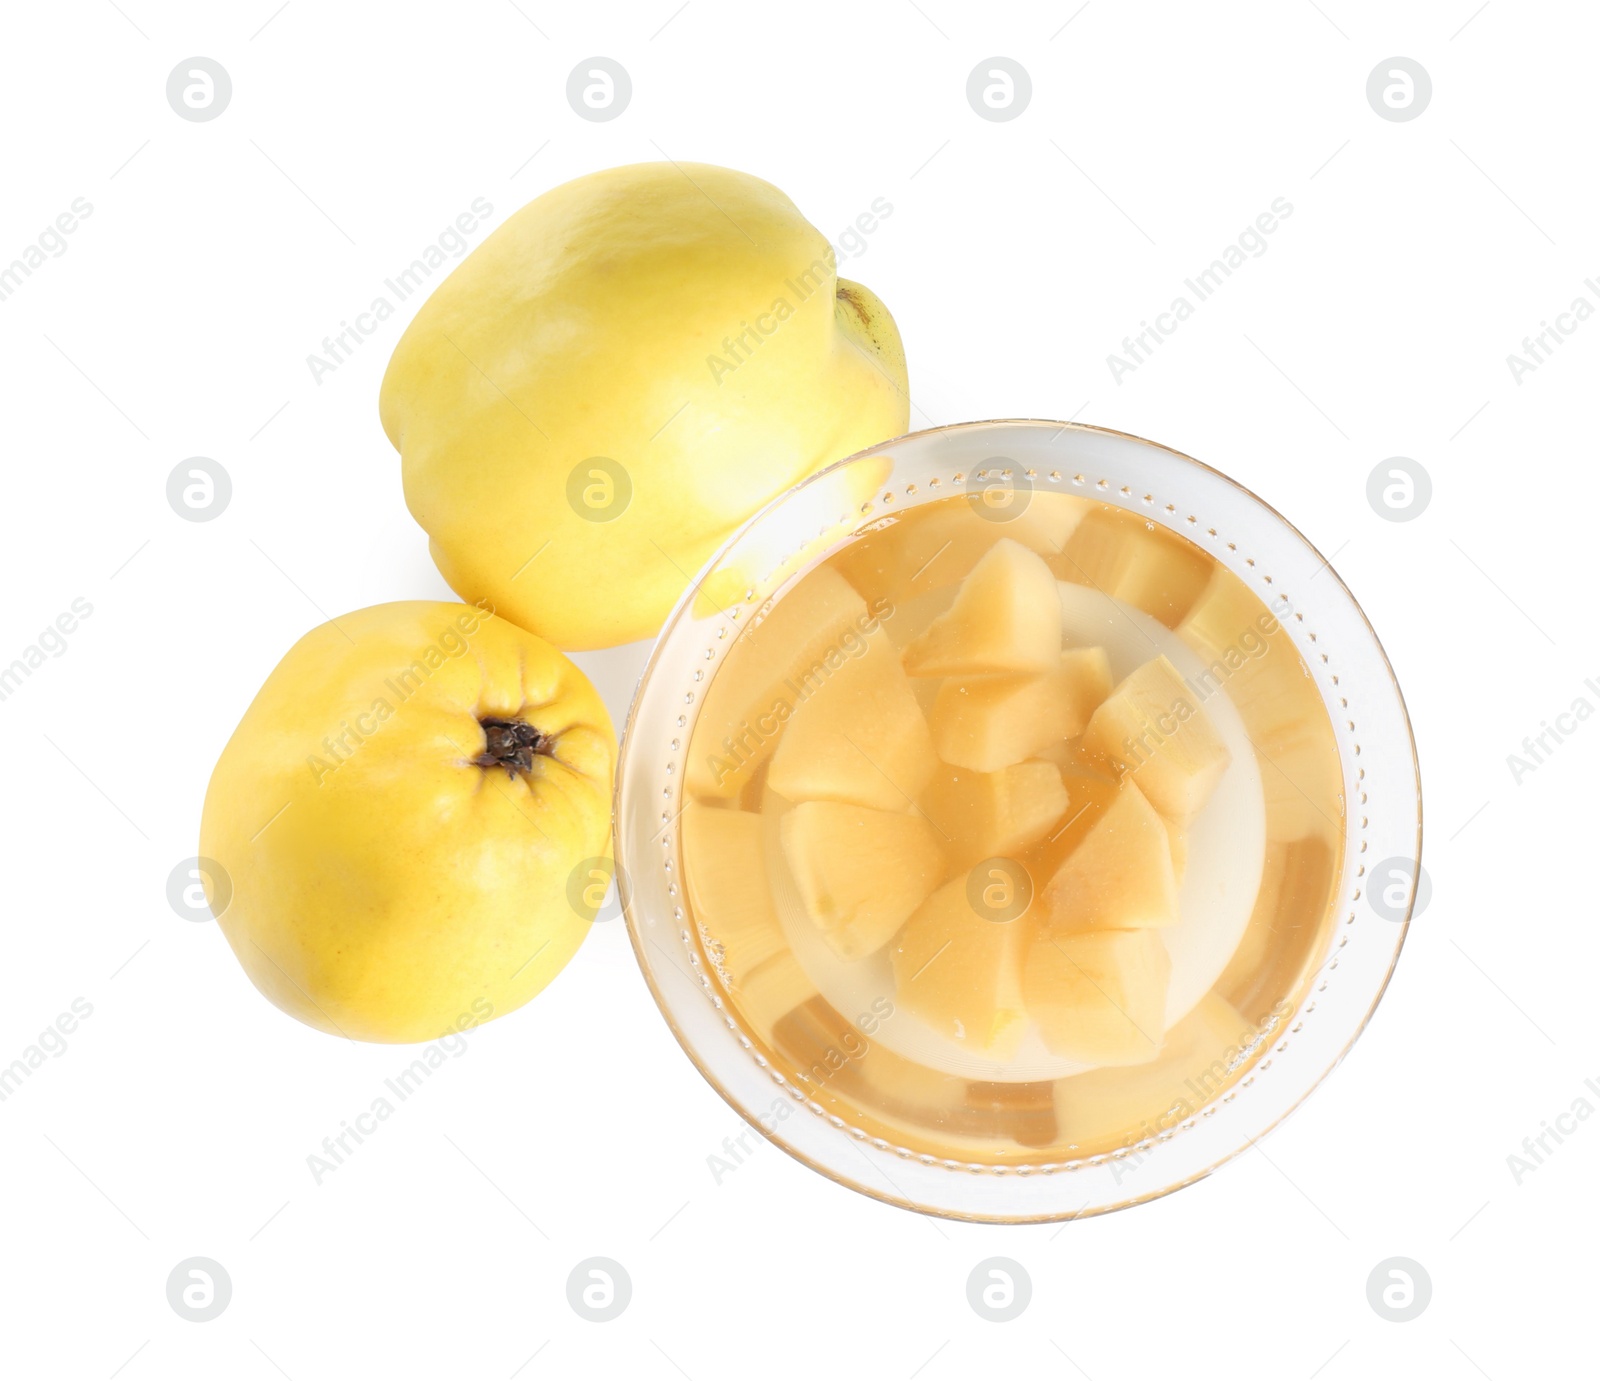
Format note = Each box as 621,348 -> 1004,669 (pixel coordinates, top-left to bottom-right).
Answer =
680,492 -> 1346,1164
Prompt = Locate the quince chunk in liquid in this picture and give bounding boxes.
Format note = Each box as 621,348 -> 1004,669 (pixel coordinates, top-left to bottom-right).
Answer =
687,566 -> 875,802
930,648 -> 1113,773
681,802 -> 786,983
921,761 -> 1069,870
1176,567 -> 1342,841
1042,778 -> 1178,932
767,624 -> 938,810
901,538 -> 1062,677
739,950 -> 821,1043
1057,507 -> 1214,627
780,801 -> 947,961
1082,654 -> 1230,822
891,878 -> 1027,1057
1052,990 -> 1253,1146
1023,928 -> 1171,1066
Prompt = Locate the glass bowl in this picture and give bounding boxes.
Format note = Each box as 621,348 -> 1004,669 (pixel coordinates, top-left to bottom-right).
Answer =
615,419 -> 1421,1222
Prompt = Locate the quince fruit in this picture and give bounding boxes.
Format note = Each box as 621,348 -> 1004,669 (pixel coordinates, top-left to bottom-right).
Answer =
379,162 -> 910,650
199,602 -> 616,1043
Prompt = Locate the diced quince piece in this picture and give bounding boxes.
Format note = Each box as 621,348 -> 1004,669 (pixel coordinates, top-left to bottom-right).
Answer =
853,1040 -> 971,1118
1052,991 -> 1253,1148
832,491 -> 1092,608
1157,990 -> 1255,1100
767,627 -> 938,810
1176,569 -> 1342,841
931,648 -> 1113,773
688,566 -> 878,801
1023,928 -> 1170,1066
1033,734 -> 1117,782
902,538 -> 1061,677
1082,655 -> 1230,822
780,801 -> 947,961
891,878 -> 1027,1057
737,950 -> 819,1043
682,803 -> 785,983
1057,506 -> 1213,627
1217,833 -> 1338,1016
1166,818 -> 1188,884
1042,778 -> 1178,931
776,996 -> 879,1092
1174,565 -> 1281,670
1017,771 -> 1120,888
921,761 -> 1069,870
962,1079 -> 1060,1148
1254,721 -> 1345,844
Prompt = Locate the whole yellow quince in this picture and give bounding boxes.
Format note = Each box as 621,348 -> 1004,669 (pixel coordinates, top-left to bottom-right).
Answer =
199,601 -> 616,1043
379,162 -> 910,650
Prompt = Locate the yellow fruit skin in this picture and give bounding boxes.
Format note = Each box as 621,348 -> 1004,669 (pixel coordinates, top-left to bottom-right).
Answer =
199,602 -> 616,1043
379,163 -> 911,650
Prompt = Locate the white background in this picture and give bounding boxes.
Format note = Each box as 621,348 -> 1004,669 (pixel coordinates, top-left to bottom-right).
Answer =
1,1 -> 1593,1376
